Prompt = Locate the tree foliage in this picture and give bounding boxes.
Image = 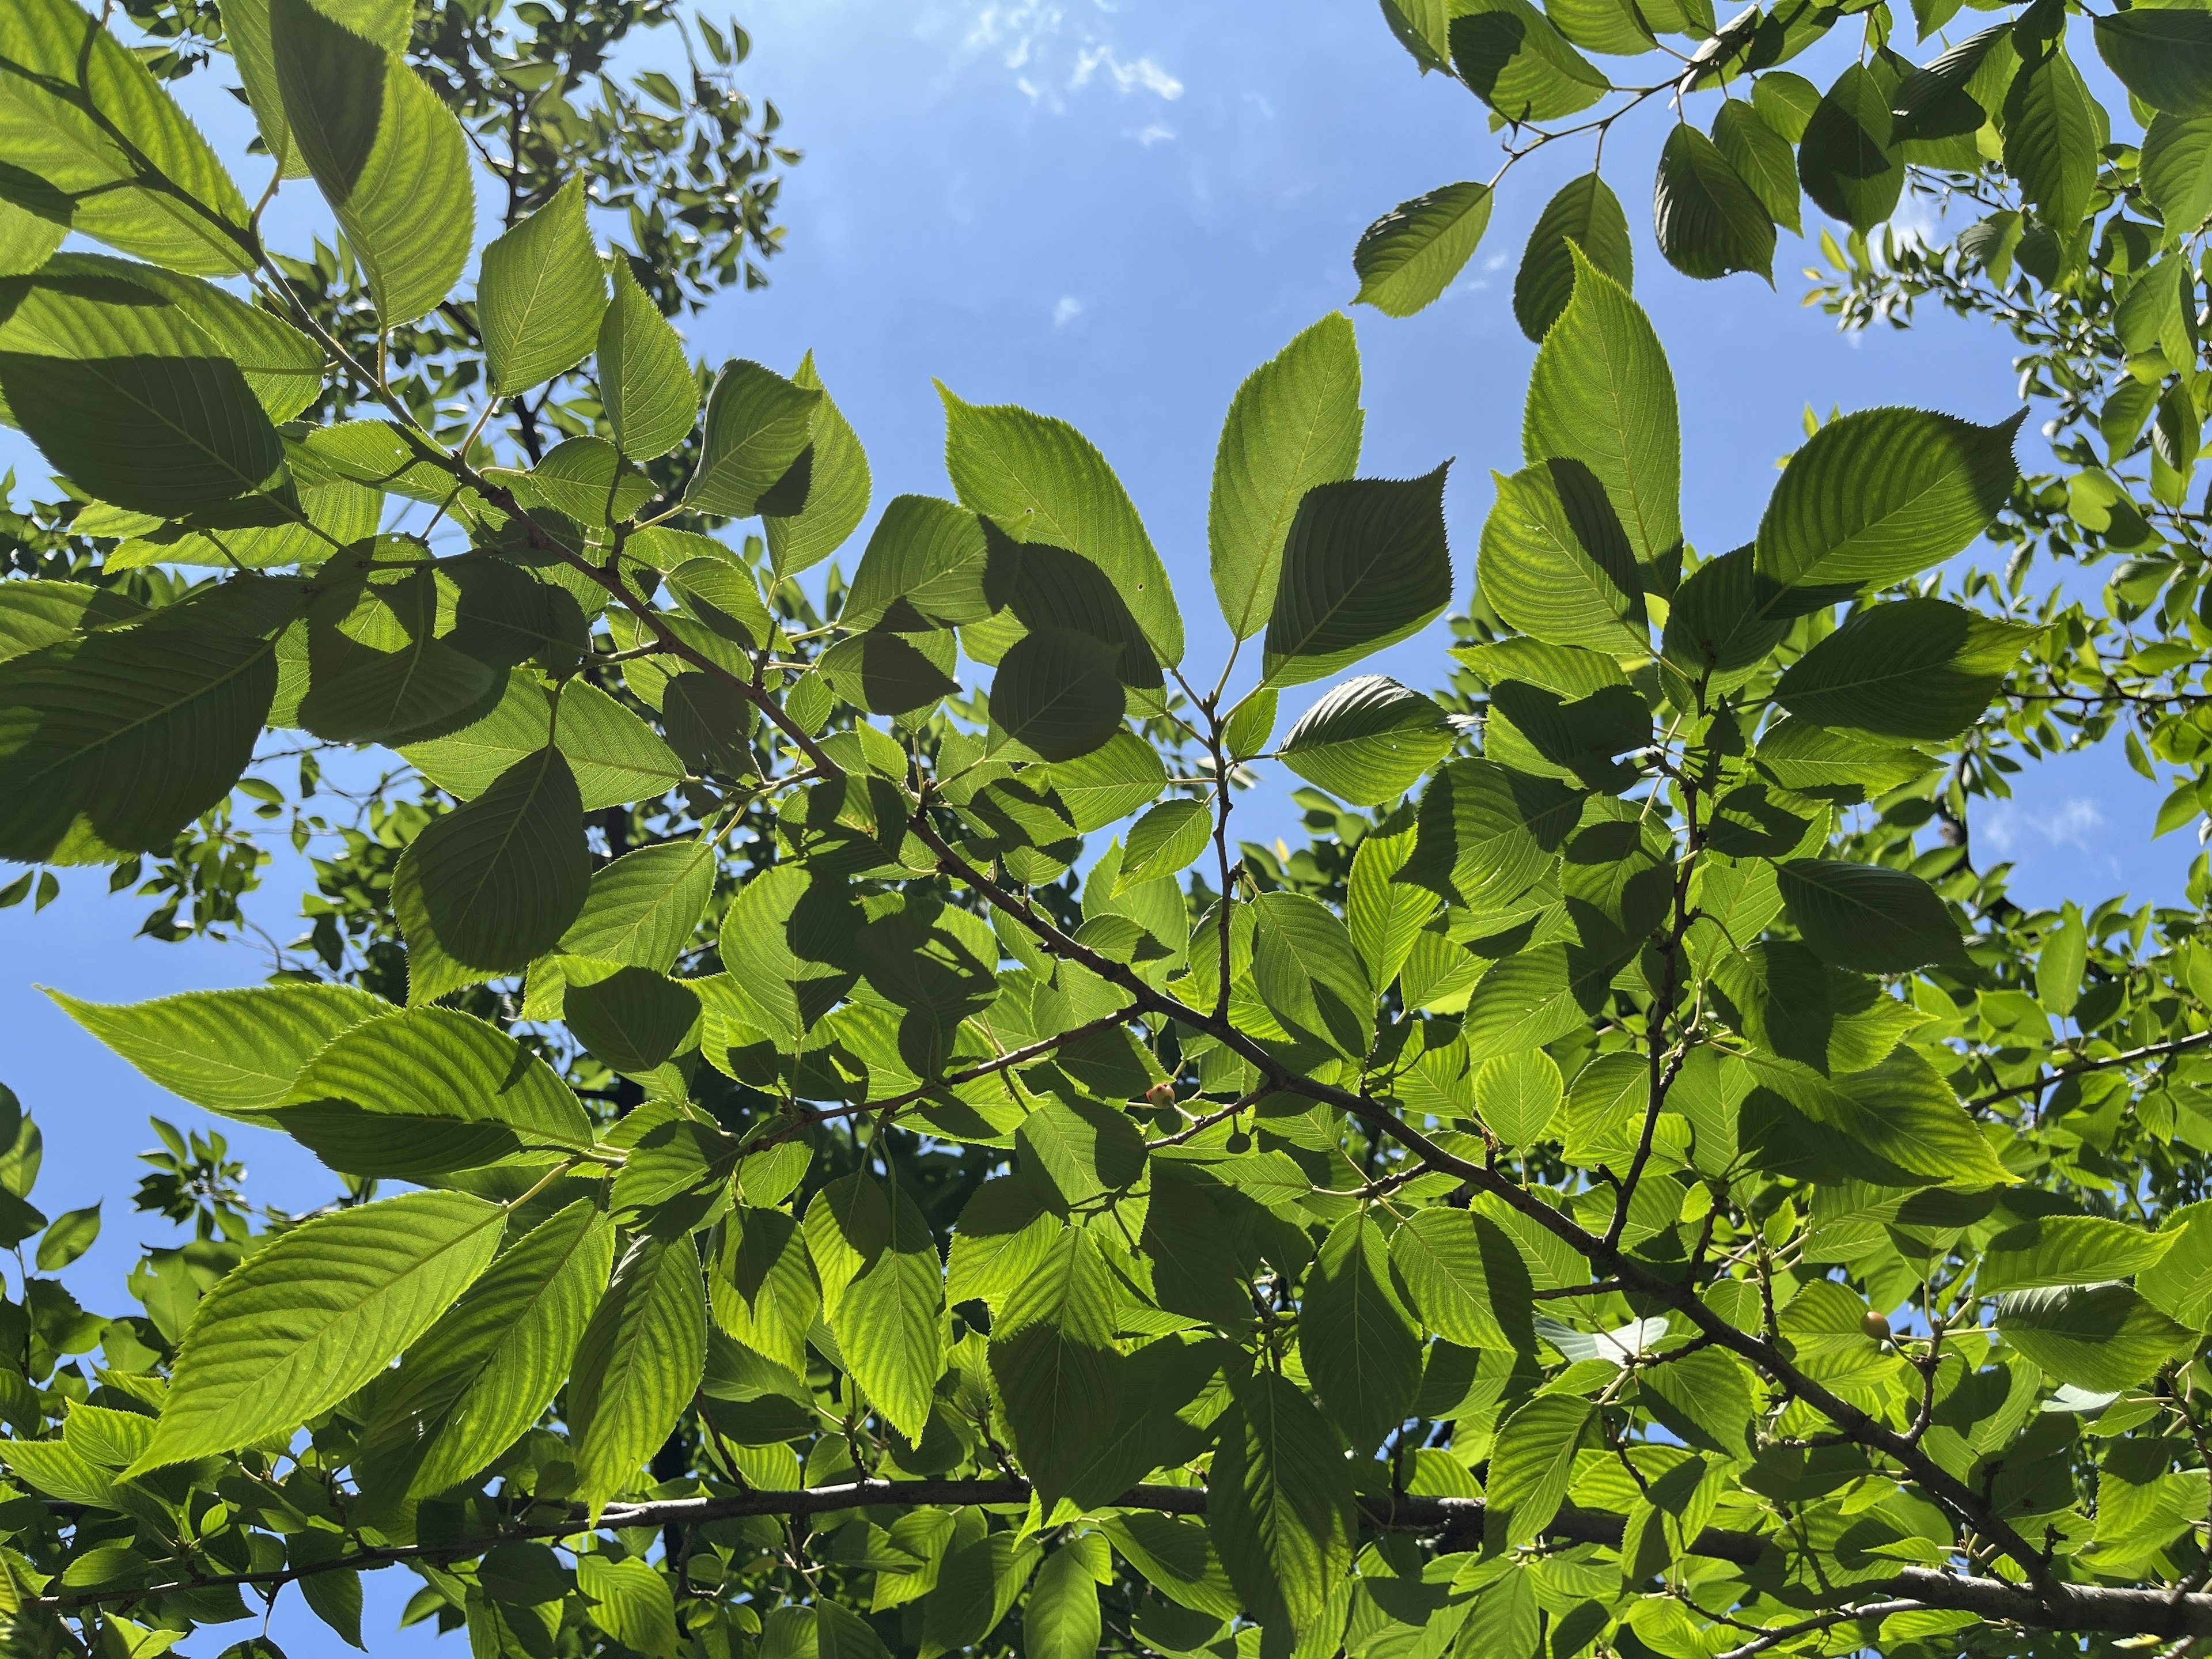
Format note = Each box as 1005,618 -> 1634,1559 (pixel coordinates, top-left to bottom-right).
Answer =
1,1 -> 2212,1658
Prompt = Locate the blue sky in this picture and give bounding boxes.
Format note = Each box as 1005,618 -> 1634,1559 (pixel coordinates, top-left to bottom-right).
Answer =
1,2 -> 2202,1647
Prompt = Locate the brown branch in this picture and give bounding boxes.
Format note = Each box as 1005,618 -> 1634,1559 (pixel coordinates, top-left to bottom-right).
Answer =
1969,1029 -> 2212,1110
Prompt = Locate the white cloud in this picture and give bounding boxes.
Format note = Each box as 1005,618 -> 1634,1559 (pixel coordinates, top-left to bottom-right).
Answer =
1982,795 -> 2120,877
1483,252 -> 1509,272
1070,44 -> 1183,99
1128,120 -> 1175,146
2044,796 -> 2107,851
1052,294 -> 1084,327
955,2 -> 1182,109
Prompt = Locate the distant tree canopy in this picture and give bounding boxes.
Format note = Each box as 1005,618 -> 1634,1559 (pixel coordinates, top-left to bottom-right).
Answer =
0,1 -> 2210,1658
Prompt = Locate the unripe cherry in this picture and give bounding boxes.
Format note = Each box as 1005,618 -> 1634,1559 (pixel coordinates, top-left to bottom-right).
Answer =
1862,1310 -> 1892,1342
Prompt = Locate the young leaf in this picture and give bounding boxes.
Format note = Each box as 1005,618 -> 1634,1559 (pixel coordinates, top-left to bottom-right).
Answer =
128,1190 -> 505,1473
1260,468 -> 1453,687
766,352 -> 873,579
47,982 -> 388,1120
1653,122 -> 1776,282
273,0 -> 475,327
1514,172 -> 1633,344
940,388 -> 1184,666
1777,858 -> 1962,973
576,1555 -> 680,1659
393,744 -> 590,1003
1712,100 -> 1802,235
684,358 -> 821,517
810,1175 -> 946,1442
2143,112 -> 2212,235
1523,247 -> 1680,580
1278,676 -> 1455,806
1209,315 -> 1363,638
355,1199 -> 614,1502
569,1234 -> 707,1514
1353,181 -> 1494,319
1300,1213 -> 1421,1452
1207,1369 -> 1355,1635
1476,1048 -> 1565,1145
1346,825 -> 1438,991
480,177 -> 608,395
0,0 -> 255,274
988,1225 -> 1122,1509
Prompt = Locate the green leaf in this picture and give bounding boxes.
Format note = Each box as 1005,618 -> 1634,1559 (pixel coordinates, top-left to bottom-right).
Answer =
1260,467 -> 1453,687
766,352 -> 873,580
355,1199 -> 614,1502
1979,1217 -> 2177,1296
1653,122 -> 1775,281
2095,9 -> 2212,116
0,0 -> 255,274
1478,459 -> 1650,653
569,1233 -> 707,1514
1300,1213 -> 1421,1452
0,581 -> 298,863
2002,49 -> 2101,233
1448,0 -> 1609,122
715,862 -> 859,1051
1209,315 -> 1364,637
990,1225 -> 1122,1509
548,839 -> 714,983
842,497 -> 993,632
1797,63 -> 1903,232
128,1190 -> 503,1473
1402,757 -> 1582,908
1522,246 -> 1680,580
1742,1049 -> 2012,1187
1777,858 -> 1961,973
1278,676 -> 1454,807
274,0 -> 474,326
1352,181 -> 1494,319
479,177 -> 607,396
1773,597 -> 2033,741
294,1004 -> 590,1135
1997,1283 -> 2194,1391
1251,889 -> 1373,1057
0,268 -> 290,519
1047,730 -> 1168,831
2142,111 -> 2212,234
709,1205 -> 819,1377
404,673 -> 684,813
298,573 -> 504,747
988,627 -> 1127,762
1513,172 -> 1633,344
577,1555 -> 679,1659
2036,904 -> 2088,1018
1461,942 -> 1621,1061
940,387 -> 1183,667
393,744 -> 590,1003
1477,1048 -> 1565,1146
1389,1207 -> 1535,1351
596,258 -> 697,460
33,1202 -> 97,1273
1712,100 -> 1802,235
47,982 -> 387,1120
1117,798 -> 1214,891
810,1175 -> 945,1442
1486,1393 -> 1594,1547
1752,717 -> 1937,801
1207,1369 -> 1356,1634
684,358 -> 821,518
1024,1549 -> 1102,1659
1345,827 -> 1437,993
